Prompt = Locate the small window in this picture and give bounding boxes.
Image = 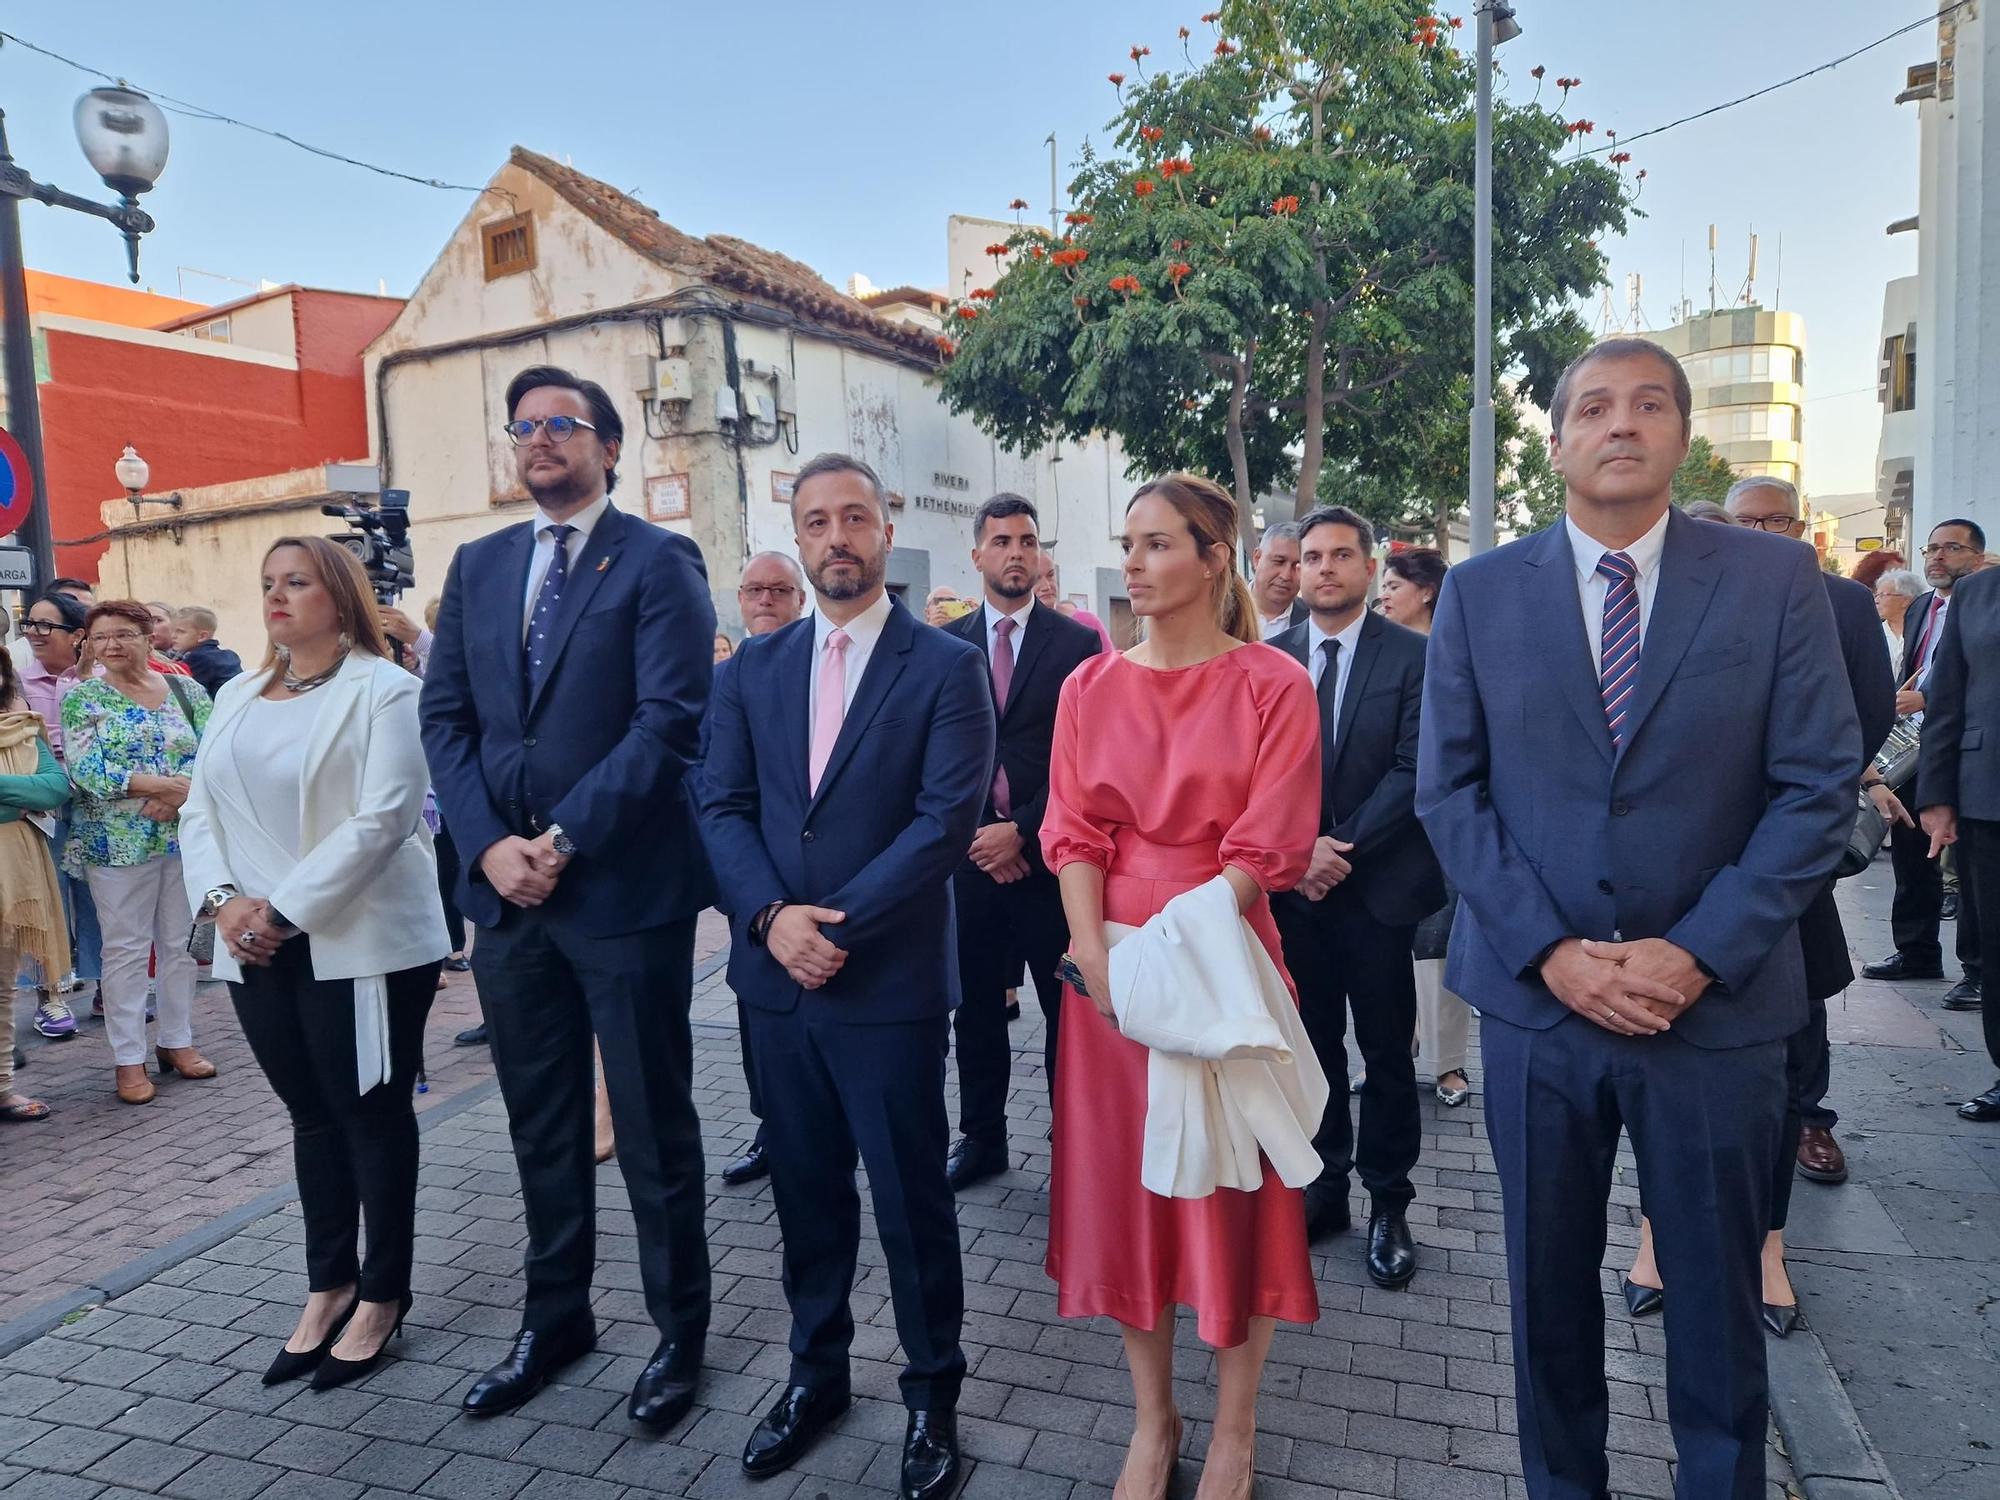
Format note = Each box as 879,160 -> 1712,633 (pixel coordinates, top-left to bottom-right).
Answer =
482,213 -> 536,281
185,317 -> 231,343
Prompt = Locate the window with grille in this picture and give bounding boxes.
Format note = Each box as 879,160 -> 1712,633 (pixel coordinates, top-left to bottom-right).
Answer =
482,213 -> 536,281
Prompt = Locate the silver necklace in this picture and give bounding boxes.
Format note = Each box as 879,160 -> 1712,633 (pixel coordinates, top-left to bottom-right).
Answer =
276,643 -> 348,694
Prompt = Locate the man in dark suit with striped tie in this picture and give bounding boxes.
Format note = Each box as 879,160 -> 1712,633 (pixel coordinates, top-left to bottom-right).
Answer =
1417,338 -> 1858,1499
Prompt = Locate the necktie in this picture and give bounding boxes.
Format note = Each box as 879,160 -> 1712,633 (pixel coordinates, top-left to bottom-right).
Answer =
809,628 -> 850,794
1597,551 -> 1641,749
1316,638 -> 1340,828
990,617 -> 1016,817
1909,599 -> 1943,683
525,522 -> 576,687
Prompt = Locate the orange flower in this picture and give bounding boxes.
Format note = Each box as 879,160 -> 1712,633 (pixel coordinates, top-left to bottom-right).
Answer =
1178,25 -> 1190,38
1065,210 -> 1095,225
956,306 -> 980,320
1271,195 -> 1300,215
1214,38 -> 1236,55
983,242 -> 1009,257
1109,73 -> 1126,86
1074,295 -> 1089,307
970,288 -> 997,300
1134,179 -> 1157,197
1253,125 -> 1273,141
1530,65 -> 1545,79
1109,274 -> 1143,296
1030,245 -> 1047,259
1201,10 -> 1220,20
1139,125 -> 1165,143
1051,247 -> 1090,268
1009,197 -> 1030,210
1130,44 -> 1150,61
1168,261 -> 1193,282
1160,158 -> 1193,178
1449,15 -> 1463,27
934,336 -> 957,356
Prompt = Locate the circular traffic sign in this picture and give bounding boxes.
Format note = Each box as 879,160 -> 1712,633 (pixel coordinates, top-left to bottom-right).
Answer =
0,430 -> 34,534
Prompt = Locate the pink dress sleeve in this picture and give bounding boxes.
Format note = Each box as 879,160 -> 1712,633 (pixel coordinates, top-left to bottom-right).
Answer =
1040,672 -> 1116,873
1220,659 -> 1322,892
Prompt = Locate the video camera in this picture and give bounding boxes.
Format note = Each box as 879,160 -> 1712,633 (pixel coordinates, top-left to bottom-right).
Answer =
323,490 -> 415,605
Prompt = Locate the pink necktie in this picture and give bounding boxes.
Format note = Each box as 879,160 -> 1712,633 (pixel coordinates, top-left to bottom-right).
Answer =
990,617 -> 1015,816
809,628 -> 850,794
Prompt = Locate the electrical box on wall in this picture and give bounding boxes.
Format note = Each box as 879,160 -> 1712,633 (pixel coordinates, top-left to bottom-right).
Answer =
774,371 -> 797,421
714,387 -> 741,425
628,355 -> 693,402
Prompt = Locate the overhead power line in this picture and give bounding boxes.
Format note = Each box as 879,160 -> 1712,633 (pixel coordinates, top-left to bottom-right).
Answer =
1587,0 -> 1974,155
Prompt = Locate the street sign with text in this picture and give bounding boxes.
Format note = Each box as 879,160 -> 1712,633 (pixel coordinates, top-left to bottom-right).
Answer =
0,544 -> 35,589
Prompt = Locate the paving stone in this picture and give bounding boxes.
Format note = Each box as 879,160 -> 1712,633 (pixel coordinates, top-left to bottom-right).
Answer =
11,1423 -> 128,1474
160,1453 -> 284,1500
419,1450 -> 537,1499
333,1436 -> 451,1491
84,1433 -> 203,1490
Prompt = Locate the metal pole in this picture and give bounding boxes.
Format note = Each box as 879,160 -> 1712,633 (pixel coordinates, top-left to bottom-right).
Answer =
0,112 -> 56,591
1047,134 -> 1059,236
1468,8 -> 1497,556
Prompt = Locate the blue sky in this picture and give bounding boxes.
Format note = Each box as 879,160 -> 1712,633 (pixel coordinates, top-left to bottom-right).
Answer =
5,1 -> 1937,500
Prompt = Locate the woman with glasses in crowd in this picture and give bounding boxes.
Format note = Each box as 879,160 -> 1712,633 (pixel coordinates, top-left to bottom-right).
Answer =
180,537 -> 447,1391
61,600 -> 215,1103
0,640 -> 75,1121
17,592 -> 101,1040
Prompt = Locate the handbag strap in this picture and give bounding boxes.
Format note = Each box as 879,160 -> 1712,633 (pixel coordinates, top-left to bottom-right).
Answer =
164,673 -> 203,744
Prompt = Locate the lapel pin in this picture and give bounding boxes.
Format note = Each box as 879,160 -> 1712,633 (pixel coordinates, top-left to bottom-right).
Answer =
595,556 -> 611,573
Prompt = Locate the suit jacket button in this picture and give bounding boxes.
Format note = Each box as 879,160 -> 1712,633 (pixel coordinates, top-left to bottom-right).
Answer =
802,830 -> 815,843
1597,878 -> 1614,894
1612,800 -> 1630,816
523,736 -> 537,747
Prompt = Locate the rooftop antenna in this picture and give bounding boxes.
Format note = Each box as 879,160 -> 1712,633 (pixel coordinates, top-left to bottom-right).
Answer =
1773,232 -> 1784,308
1597,281 -> 1618,336
1738,230 -> 1760,306
1707,224 -> 1719,316
1678,239 -> 1687,325
1046,134 -> 1059,237
1627,272 -> 1646,332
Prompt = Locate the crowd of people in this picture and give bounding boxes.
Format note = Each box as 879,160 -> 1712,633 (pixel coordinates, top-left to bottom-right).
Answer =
4,336 -> 1995,1500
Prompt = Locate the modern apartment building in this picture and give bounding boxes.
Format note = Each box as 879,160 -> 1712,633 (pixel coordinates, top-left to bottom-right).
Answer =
1650,305 -> 1807,489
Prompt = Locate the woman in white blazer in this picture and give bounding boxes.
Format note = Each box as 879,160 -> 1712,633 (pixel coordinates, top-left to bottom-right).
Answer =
180,536 -> 448,1394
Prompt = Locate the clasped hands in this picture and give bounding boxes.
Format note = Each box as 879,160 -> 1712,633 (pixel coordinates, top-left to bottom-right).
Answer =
131,773 -> 190,825
478,830 -> 572,908
968,820 -> 1029,883
1542,936 -> 1710,1037
766,903 -> 849,990
216,895 -> 294,968
1294,835 -> 1355,902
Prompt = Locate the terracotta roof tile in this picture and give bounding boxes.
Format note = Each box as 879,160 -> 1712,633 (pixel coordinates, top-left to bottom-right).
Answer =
509,147 -> 936,363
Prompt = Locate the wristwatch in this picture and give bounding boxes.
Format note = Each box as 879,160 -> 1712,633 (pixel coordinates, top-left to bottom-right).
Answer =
546,823 -> 578,858
198,885 -> 238,923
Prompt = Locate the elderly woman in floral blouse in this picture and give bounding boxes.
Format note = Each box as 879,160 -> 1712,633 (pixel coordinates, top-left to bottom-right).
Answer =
62,600 -> 215,1104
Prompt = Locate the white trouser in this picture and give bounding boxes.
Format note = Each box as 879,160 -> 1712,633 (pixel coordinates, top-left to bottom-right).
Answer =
1413,956 -> 1470,1081
84,856 -> 197,1066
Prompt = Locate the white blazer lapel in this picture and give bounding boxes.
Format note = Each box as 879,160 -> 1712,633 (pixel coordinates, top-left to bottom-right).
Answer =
296,654 -> 373,797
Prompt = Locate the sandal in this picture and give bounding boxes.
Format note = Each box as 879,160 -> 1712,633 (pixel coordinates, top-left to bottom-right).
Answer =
1435,1072 -> 1471,1107
1,1095 -> 51,1122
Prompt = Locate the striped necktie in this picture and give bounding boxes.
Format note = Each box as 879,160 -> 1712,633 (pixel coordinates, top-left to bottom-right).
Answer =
1597,551 -> 1640,749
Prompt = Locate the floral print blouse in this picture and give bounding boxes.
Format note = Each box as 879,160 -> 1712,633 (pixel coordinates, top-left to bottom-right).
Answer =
60,676 -> 211,873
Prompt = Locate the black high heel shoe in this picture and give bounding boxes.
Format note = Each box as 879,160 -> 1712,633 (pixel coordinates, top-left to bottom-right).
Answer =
263,1294 -> 360,1385
310,1293 -> 413,1392
1620,1278 -> 1664,1318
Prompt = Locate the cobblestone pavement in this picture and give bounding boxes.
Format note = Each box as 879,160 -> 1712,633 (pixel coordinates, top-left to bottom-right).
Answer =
0,937 -> 1806,1500
1782,869 -> 1999,1500
0,911 -> 730,1326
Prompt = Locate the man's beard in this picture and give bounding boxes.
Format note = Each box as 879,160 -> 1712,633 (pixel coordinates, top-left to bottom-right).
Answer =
810,548 -> 886,601
525,464 -> 592,509
989,571 -> 1034,602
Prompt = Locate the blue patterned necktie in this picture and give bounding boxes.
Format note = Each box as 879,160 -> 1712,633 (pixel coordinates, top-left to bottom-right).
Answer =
526,522 -> 576,688
1596,551 -> 1640,749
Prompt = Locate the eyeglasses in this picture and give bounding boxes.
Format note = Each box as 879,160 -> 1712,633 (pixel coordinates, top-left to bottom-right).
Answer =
738,584 -> 800,601
20,620 -> 74,636
1734,515 -> 1801,532
1921,541 -> 1977,558
88,630 -> 146,646
503,415 -> 597,446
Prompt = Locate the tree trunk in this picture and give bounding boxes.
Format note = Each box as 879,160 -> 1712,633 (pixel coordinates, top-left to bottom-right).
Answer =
1297,300 -> 1327,519
1433,493 -> 1453,561
1227,344 -> 1256,552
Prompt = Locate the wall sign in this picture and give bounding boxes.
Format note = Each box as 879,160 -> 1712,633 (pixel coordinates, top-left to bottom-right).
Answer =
770,471 -> 796,506
646,472 -> 691,522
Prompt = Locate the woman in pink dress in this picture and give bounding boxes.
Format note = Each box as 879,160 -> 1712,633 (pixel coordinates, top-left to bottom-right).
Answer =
1041,474 -> 1321,1500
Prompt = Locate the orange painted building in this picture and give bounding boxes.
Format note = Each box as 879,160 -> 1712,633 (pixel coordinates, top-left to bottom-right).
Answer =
11,272 -> 402,580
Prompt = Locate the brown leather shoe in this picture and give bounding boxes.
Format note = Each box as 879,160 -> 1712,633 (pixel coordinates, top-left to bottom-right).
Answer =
1796,1125 -> 1848,1184
156,1046 -> 217,1080
116,1064 -> 156,1105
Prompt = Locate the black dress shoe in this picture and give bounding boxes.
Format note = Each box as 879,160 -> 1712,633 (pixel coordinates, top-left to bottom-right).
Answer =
721,1140 -> 770,1186
262,1294 -> 359,1385
743,1383 -> 852,1477
901,1409 -> 961,1500
1304,1194 -> 1352,1244
1860,952 -> 1946,981
443,955 -> 473,972
629,1333 -> 704,1428
454,1022 -> 490,1047
1366,1209 -> 1417,1289
1959,1084 -> 2000,1122
945,1137 -> 1008,1192
462,1317 -> 596,1415
1762,1302 -> 1800,1338
1942,978 -> 1985,1011
1621,1278 -> 1664,1318
1942,891 -> 1961,921
311,1293 -> 411,1391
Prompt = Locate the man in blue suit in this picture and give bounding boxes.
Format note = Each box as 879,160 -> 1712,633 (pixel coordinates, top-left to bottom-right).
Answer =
421,366 -> 715,1428
698,452 -> 992,1500
1416,338 -> 1859,1500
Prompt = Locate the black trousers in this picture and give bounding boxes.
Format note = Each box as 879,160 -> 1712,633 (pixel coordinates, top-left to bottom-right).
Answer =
434,820 -> 466,956
1889,775 -> 1985,976
1962,818 -> 2000,1070
231,942 -> 440,1302
747,1002 -> 965,1411
736,1001 -> 766,1151
1272,889 -> 1421,1213
951,865 -> 1066,1148
474,907 -> 709,1341
1484,1014 -> 1783,1500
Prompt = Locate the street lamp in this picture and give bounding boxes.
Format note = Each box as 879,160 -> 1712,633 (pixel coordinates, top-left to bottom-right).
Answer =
117,442 -> 179,520
0,86 -> 171,589
1468,2 -> 1520,556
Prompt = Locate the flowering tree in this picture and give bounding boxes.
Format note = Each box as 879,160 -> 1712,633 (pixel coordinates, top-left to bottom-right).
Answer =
936,1 -> 1637,547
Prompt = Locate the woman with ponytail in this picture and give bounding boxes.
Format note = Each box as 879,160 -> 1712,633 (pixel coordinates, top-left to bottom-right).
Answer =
1039,473 -> 1320,1500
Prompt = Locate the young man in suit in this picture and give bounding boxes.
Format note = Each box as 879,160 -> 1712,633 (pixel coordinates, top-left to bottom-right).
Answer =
1270,506 -> 1442,1288
1864,518 -> 1987,1006
941,493 -> 1101,1190
1919,559 -> 2000,1120
421,366 -> 716,1428
711,551 -> 809,1188
1417,338 -> 1858,1499
698,453 -> 993,1500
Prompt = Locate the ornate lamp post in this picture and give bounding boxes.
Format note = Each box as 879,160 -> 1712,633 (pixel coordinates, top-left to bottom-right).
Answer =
0,86 -> 170,587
